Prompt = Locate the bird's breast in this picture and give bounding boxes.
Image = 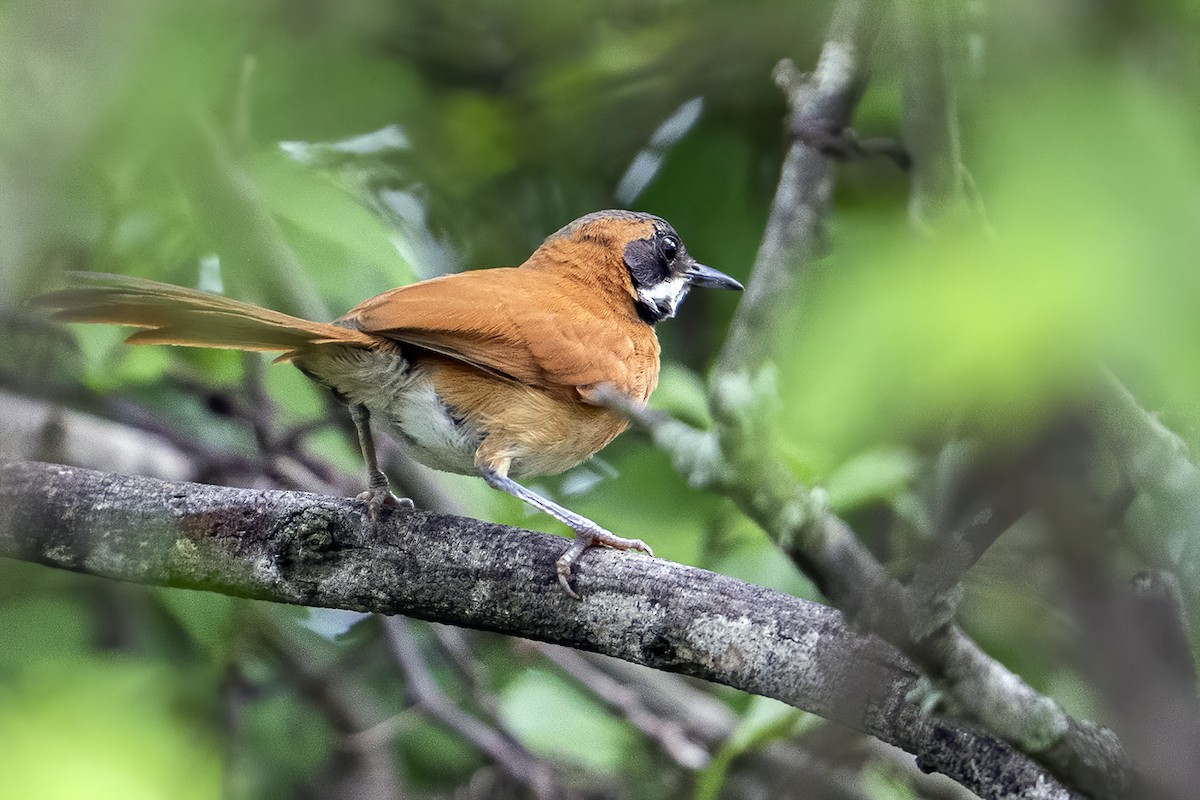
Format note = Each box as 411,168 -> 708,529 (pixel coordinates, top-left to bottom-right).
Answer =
425,357 -> 631,479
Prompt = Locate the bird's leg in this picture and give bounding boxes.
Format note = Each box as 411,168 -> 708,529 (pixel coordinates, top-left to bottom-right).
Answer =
478,463 -> 652,598
349,403 -> 413,520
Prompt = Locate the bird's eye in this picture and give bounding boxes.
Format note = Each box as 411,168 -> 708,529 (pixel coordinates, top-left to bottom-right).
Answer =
661,236 -> 678,262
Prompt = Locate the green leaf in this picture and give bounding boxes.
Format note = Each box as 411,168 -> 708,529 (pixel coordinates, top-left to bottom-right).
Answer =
249,151 -> 415,292
499,668 -> 635,773
824,447 -> 920,513
0,660 -> 222,800
694,697 -> 814,800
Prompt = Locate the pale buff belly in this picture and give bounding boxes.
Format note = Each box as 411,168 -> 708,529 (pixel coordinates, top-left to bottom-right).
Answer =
295,346 -> 626,479
296,346 -> 482,476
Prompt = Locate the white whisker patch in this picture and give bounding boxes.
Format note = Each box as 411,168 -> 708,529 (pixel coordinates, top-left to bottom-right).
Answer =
637,276 -> 689,320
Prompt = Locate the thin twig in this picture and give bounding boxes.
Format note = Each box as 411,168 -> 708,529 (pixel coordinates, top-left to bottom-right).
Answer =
253,613 -> 403,799
429,624 -> 524,745
381,616 -> 561,799
529,641 -> 711,770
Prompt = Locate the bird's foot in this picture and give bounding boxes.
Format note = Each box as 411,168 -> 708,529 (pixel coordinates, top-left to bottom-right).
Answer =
355,470 -> 414,522
556,528 -> 653,599
355,487 -> 415,519
475,465 -> 653,598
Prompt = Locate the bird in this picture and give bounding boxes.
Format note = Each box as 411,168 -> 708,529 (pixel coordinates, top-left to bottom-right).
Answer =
37,210 -> 743,596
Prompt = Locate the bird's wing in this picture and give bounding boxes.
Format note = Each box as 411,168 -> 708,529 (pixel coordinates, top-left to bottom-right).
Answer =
341,269 -> 658,400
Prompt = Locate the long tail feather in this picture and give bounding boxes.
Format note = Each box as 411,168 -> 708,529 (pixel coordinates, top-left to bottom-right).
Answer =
37,272 -> 374,358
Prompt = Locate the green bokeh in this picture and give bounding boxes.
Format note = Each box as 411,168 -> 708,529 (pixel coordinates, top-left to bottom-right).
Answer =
0,638 -> 221,800
3,0 -> 1199,796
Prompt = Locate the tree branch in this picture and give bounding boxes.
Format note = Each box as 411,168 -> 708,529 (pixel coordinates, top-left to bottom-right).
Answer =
0,387 -> 197,482
1090,371 -> 1200,629
612,0 -> 1130,795
381,616 -> 561,799
0,460 -> 1077,799
716,0 -> 878,376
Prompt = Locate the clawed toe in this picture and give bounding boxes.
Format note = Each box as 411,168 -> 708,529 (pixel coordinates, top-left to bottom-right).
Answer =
624,538 -> 653,557
385,494 -> 416,510
355,486 -> 413,521
555,529 -> 654,598
593,531 -> 653,557
557,565 -> 582,599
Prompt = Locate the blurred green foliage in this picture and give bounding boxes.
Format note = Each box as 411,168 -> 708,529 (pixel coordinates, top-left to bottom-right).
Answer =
780,67 -> 1200,465
0,565 -> 223,800
500,668 -> 639,771
694,698 -> 813,800
2,0 -> 1199,796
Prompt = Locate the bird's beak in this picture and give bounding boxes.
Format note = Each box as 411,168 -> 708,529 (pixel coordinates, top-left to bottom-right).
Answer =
685,261 -> 743,291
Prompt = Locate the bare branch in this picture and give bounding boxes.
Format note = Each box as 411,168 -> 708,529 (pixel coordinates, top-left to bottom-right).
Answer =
529,641 -> 711,770
603,0 -> 1131,795
1090,371 -> 1200,627
0,460 -> 1079,799
717,0 -> 880,376
0,387 -> 196,481
381,616 -> 561,799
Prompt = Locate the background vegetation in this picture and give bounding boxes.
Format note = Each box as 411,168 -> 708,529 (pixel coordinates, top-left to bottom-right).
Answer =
2,0 -> 1199,797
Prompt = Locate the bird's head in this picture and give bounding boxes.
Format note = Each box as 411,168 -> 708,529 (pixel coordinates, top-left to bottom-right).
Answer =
541,210 -> 743,324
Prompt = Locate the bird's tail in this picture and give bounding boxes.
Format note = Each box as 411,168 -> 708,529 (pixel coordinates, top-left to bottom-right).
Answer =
36,272 -> 375,361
